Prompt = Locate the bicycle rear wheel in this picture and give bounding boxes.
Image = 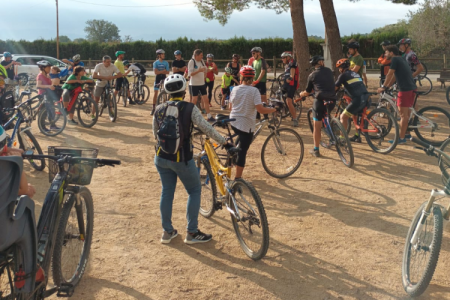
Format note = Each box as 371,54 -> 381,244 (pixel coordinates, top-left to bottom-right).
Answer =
107,93 -> 117,122
52,187 -> 94,288
261,128 -> 304,178
307,108 -> 332,149
330,118 -> 354,167
18,130 -> 45,171
213,85 -> 222,106
413,106 -> 450,146
196,156 -> 218,218
37,104 -> 66,136
77,97 -> 98,128
402,202 -> 443,298
364,108 -> 399,154
416,76 -> 432,95
230,179 -> 269,260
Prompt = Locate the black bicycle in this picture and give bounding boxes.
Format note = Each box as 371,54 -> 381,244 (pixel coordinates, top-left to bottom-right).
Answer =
130,71 -> 150,105
98,81 -> 117,122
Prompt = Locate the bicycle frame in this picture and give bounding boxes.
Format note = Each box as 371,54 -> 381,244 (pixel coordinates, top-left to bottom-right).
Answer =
341,95 -> 381,134
3,105 -> 32,148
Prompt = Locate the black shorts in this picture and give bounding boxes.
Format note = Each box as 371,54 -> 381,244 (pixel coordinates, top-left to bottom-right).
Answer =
312,98 -> 335,121
283,84 -> 296,99
343,94 -> 370,117
232,126 -> 254,168
115,77 -> 124,91
222,87 -> 230,96
255,81 -> 266,96
189,84 -> 207,97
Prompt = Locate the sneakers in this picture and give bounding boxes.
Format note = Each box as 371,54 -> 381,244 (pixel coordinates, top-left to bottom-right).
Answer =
349,135 -> 362,143
405,134 -> 412,139
221,106 -> 226,110
90,114 -> 96,120
389,138 -> 407,144
68,119 -> 78,125
184,229 -> 212,244
129,98 -> 136,105
161,230 -> 178,244
292,118 -> 299,127
309,148 -> 321,157
207,117 -> 215,122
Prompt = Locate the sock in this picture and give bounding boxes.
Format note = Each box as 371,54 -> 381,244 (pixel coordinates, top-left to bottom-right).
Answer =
207,113 -> 211,119
314,146 -> 319,151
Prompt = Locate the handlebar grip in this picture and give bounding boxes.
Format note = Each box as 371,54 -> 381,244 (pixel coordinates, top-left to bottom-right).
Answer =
411,137 -> 431,149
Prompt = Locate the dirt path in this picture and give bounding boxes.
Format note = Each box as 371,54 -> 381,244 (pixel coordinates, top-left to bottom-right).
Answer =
23,79 -> 450,299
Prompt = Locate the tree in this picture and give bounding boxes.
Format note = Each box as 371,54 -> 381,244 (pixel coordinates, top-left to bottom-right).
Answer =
122,35 -> 134,43
73,38 -> 87,43
84,19 -> 121,43
319,0 -> 342,76
289,0 -> 310,88
58,35 -> 71,43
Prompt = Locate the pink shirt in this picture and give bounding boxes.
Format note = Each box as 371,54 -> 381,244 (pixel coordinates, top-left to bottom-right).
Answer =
37,73 -> 52,95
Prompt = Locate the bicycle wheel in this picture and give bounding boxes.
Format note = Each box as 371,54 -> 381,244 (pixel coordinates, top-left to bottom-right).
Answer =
261,128 -> 304,178
364,108 -> 399,154
376,98 -> 398,120
107,93 -> 117,122
134,85 -> 150,105
213,85 -> 222,106
53,187 -> 94,288
330,100 -> 351,133
196,156 -> 218,218
17,73 -> 28,86
330,118 -> 354,167
422,62 -> 428,77
416,76 -> 432,95
402,202 -> 443,298
18,130 -> 45,171
119,85 -> 127,107
98,95 -> 105,117
157,92 -> 168,106
439,138 -> 450,181
230,179 -> 269,260
307,109 -> 333,148
37,104 -> 67,136
446,86 -> 450,106
77,97 -> 98,128
413,106 -> 450,146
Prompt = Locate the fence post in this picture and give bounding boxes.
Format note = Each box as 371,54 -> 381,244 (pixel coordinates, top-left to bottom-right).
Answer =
88,58 -> 91,74
444,54 -> 447,70
132,58 -> 135,63
240,57 -> 243,67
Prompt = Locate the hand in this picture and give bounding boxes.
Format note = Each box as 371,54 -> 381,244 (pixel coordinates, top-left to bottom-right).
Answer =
377,87 -> 385,94
299,91 -> 307,98
49,85 -> 55,90
7,147 -> 24,156
252,80 -> 259,86
27,184 -> 36,198
199,67 -> 206,72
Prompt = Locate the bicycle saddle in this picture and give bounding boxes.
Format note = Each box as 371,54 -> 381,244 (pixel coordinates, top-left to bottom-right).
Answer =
215,114 -> 229,121
414,91 -> 426,96
228,147 -> 241,154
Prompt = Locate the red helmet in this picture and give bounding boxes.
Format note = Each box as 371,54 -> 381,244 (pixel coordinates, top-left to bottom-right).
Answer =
239,65 -> 255,78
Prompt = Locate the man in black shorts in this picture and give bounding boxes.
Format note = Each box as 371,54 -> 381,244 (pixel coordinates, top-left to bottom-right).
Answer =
334,58 -> 369,143
299,55 -> 336,157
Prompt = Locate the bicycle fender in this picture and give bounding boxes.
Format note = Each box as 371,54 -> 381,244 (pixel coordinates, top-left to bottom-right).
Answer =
19,127 -> 32,134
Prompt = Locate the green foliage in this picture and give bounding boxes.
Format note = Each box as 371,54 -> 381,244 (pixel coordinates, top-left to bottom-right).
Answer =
84,19 -> 121,43
58,35 -> 71,43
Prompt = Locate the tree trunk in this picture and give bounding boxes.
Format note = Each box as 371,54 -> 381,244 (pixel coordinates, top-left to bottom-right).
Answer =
289,0 -> 310,89
319,0 -> 342,78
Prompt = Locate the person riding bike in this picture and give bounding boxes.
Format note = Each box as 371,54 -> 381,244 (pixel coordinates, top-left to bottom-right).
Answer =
62,54 -> 84,77
281,51 -> 299,127
172,50 -> 186,76
205,54 -> 218,107
92,55 -> 123,111
347,41 -> 364,78
153,74 -> 232,245
398,38 -> 424,79
221,67 -> 239,109
299,55 -> 336,157
114,51 -> 135,105
226,54 -> 241,86
1,52 -> 21,80
334,58 -> 370,143
378,40 -> 391,83
151,49 -> 170,115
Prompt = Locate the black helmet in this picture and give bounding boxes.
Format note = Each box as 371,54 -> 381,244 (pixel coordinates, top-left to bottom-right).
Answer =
347,42 -> 360,49
309,55 -> 324,66
123,60 -> 130,66
380,40 -> 391,46
398,38 -> 412,45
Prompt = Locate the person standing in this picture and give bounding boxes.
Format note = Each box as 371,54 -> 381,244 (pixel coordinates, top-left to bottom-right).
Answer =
114,50 -> 135,105
347,42 -> 364,78
61,54 -> 84,77
250,47 -> 268,119
398,38 -> 424,79
281,51 -> 299,127
205,54 -> 218,107
151,49 -> 170,115
377,45 -> 417,145
1,52 -> 21,80
172,50 -> 186,76
226,54 -> 241,86
92,55 -> 123,111
378,40 -> 391,85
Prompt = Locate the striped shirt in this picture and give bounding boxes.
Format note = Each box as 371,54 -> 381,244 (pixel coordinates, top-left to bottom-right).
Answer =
229,85 -> 262,133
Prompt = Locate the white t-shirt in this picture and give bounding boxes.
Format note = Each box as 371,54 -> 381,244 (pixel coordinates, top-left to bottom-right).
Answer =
93,63 -> 120,87
188,59 -> 206,86
128,64 -> 141,73
229,85 -> 262,133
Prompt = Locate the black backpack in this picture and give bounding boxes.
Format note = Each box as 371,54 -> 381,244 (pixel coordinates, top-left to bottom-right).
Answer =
156,101 -> 187,156
133,62 -> 147,73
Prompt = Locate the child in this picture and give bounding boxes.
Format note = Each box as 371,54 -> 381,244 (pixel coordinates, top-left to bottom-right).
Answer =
50,66 -> 61,86
221,67 -> 239,110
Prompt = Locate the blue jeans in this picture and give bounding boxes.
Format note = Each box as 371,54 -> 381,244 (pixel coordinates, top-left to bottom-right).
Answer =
154,156 -> 201,233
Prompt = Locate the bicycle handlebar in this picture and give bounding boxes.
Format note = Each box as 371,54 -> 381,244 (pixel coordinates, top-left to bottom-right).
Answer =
22,153 -> 121,167
411,137 -> 450,163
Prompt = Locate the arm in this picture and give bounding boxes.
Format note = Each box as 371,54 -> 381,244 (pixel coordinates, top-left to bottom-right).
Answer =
377,68 -> 396,93
351,64 -> 361,74
255,104 -> 276,114
412,63 -> 424,78
213,63 -> 218,75
286,68 -> 295,84
62,59 -> 73,66
191,106 -> 226,145
113,72 -> 123,79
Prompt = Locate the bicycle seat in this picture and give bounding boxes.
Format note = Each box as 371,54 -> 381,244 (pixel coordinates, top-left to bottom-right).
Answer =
20,90 -> 32,96
414,91 -> 426,96
228,147 -> 241,154
215,114 -> 229,121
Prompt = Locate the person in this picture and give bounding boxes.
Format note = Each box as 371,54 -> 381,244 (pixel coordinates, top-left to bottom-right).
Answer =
1,52 -> 21,80
114,51 -> 134,105
281,51 -> 299,127
250,47 -> 268,119
123,60 -> 147,85
226,54 -> 241,86
62,54 -> 84,76
347,42 -> 364,78
61,66 -> 94,124
0,64 -> 7,90
50,66 -> 61,86
378,40 -> 391,84
172,50 -> 186,76
221,67 -> 239,109
35,60 -> 61,130
153,74 -> 233,244
334,59 -> 369,143
92,55 -> 123,112
188,49 -> 214,121
298,56 -> 336,157
151,49 -> 170,115
377,45 -> 417,145
205,54 -> 218,107
362,60 -> 368,87
398,38 -> 424,79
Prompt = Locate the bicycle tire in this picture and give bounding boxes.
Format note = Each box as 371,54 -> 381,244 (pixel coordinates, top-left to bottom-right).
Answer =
422,62 -> 428,77
446,86 -> 450,106
230,179 -> 269,260
364,108 -> 399,154
107,93 -> 117,122
157,92 -> 168,106
416,76 -> 432,95
17,73 -> 29,86
330,118 -> 354,167
402,202 -> 443,298
197,157 -> 218,218
37,105 -> 66,136
133,85 -> 150,105
331,100 -> 352,134
413,106 -> 450,146
98,95 -> 105,117
77,96 -> 98,128
52,187 -> 94,288
307,108 -> 314,133
122,85 -> 128,107
261,128 -> 304,178
307,108 -> 333,148
439,138 -> 450,182
213,85 -> 222,106
18,130 -> 45,171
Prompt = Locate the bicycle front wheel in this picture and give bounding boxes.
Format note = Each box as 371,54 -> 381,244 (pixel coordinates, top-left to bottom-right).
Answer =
261,128 -> 304,178
107,93 -> 117,122
196,156 -> 218,218
364,108 -> 399,154
330,118 -> 354,167
53,187 -> 94,288
416,76 -> 432,95
402,202 -> 443,298
230,179 -> 269,260
37,104 -> 67,136
413,106 -> 450,146
446,86 -> 450,106
213,85 -> 222,106
18,130 -> 45,171
77,97 -> 98,128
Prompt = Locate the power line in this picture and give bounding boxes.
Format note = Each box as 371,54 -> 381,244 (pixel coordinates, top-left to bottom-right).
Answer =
65,0 -> 193,7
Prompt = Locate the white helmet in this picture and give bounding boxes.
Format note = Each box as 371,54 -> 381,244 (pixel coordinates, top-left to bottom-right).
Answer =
164,74 -> 186,94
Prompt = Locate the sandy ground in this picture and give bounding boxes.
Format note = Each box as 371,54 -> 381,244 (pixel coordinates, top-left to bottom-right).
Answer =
22,78 -> 450,300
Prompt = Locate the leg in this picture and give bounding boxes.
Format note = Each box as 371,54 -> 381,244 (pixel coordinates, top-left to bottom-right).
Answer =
207,81 -> 213,104
399,106 -> 410,139
313,120 -> 321,148
154,156 -> 178,233
153,89 -> 159,105
287,98 -> 296,119
397,90 -> 415,140
340,113 -> 349,132
232,126 -> 253,179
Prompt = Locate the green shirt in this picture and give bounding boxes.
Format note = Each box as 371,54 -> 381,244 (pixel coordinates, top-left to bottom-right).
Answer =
62,74 -> 91,90
252,58 -> 268,83
114,60 -> 125,74
221,74 -> 233,88
349,55 -> 364,77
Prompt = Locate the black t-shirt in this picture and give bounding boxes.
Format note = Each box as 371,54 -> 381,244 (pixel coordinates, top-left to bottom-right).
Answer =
1,60 -> 14,79
390,56 -> 417,92
227,62 -> 240,79
172,59 -> 186,75
335,70 -> 367,98
305,66 -> 336,100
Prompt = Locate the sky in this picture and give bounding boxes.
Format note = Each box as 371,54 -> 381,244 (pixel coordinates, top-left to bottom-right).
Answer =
2,0 -> 421,41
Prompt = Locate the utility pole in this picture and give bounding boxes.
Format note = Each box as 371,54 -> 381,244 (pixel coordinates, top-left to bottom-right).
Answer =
56,0 -> 59,59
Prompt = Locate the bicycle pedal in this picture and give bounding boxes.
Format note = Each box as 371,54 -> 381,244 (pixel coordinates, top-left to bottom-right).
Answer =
57,283 -> 74,297
214,202 -> 223,210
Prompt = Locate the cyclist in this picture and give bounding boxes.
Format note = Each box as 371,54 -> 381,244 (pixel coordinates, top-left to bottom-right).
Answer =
151,49 -> 170,115
92,55 -> 123,110
281,51 -> 299,127
347,41 -> 364,78
377,45 -> 417,145
334,59 -> 369,143
398,38 -> 424,79
1,52 -> 21,80
61,54 -> 84,77
229,66 -> 277,179
153,74 -> 232,244
221,67 -> 239,109
172,50 -> 186,76
298,55 -> 336,157
378,40 -> 391,84
205,54 -> 218,107
123,60 -> 147,85
114,51 -> 134,105
226,54 -> 241,86
250,47 -> 268,119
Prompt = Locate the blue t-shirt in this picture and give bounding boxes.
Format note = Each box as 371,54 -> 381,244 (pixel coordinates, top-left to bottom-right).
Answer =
153,60 -> 170,83
50,73 -> 61,79
67,60 -> 85,75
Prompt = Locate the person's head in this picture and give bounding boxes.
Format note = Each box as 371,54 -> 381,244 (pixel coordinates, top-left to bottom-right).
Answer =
281,51 -> 293,64
51,66 -> 60,74
380,40 -> 390,51
72,54 -> 81,63
156,49 -> 165,60
224,67 -> 232,76
103,55 -> 112,67
3,52 -> 12,62
0,126 -> 7,154
115,50 -> 125,60
123,60 -> 130,69
73,66 -> 85,76
385,45 -> 400,60
232,54 -> 240,63
251,47 -> 262,59
164,74 -> 186,99
397,38 -> 411,53
206,53 -> 214,63
36,60 -> 52,74
174,50 -> 182,60
335,58 -> 350,73
347,41 -> 360,55
239,65 -> 255,84
193,49 -> 203,61
309,55 -> 324,68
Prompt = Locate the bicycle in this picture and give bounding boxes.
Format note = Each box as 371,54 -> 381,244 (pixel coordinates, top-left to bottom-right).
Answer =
266,77 -> 302,126
445,85 -> 450,106
193,118 -> 269,260
379,63 -> 432,95
401,137 -> 450,298
0,148 -> 120,299
57,86 -> 98,128
377,90 -> 450,146
98,81 -> 117,122
130,71 -> 150,105
115,76 -> 130,107
156,80 -> 168,105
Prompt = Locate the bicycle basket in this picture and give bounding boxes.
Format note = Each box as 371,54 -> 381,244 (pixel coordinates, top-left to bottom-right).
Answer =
48,147 -> 99,185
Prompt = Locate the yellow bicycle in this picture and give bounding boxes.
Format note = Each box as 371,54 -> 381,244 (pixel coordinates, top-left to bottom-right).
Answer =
193,117 -> 269,260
